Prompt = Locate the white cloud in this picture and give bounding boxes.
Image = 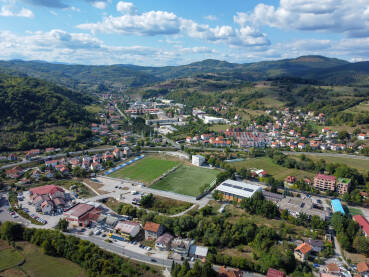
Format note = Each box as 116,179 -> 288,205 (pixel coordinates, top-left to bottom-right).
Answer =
204,15 -> 217,21
0,29 -> 222,65
77,2 -> 270,47
0,5 -> 33,18
91,1 -> 107,9
116,1 -> 137,14
235,0 -> 369,38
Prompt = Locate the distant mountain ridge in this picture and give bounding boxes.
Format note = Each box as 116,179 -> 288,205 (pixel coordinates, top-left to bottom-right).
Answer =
0,55 -> 367,92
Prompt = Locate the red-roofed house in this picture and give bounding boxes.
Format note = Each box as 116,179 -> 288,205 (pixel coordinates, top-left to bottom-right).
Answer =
313,174 -> 336,192
353,215 -> 369,237
294,242 -> 312,262
5,166 -> 23,179
26,149 -> 41,159
357,261 -> 369,276
266,268 -> 285,277
30,185 -> 64,198
144,222 -> 164,240
218,266 -> 243,277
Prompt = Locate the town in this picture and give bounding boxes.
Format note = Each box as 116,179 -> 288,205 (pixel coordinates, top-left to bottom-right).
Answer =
1,89 -> 369,277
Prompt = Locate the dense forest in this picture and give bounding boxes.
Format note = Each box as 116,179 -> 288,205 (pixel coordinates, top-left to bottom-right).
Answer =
0,74 -> 95,150
1,56 -> 368,95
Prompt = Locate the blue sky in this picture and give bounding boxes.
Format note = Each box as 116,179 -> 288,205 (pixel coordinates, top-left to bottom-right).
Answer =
0,0 -> 368,65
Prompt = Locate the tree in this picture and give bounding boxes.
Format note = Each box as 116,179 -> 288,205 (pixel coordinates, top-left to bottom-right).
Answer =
353,236 -> 369,256
56,218 -> 69,232
140,193 -> 154,208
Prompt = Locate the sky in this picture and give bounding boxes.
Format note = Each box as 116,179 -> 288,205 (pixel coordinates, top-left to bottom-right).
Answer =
0,0 -> 369,66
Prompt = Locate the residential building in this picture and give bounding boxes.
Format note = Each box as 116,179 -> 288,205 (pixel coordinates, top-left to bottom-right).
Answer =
189,245 -> 208,259
277,196 -> 330,220
115,221 -> 141,240
218,266 -> 243,277
171,238 -> 192,256
155,233 -> 174,251
324,264 -> 340,276
266,268 -> 285,277
144,222 -> 164,240
41,200 -> 54,214
294,242 -> 312,262
313,174 -> 336,192
305,239 -> 324,253
7,153 -> 17,161
215,179 -> 262,203
192,155 -> 205,166
357,262 -> 369,277
353,215 -> 369,237
5,166 -> 23,179
64,203 -> 100,227
336,178 -> 351,195
26,149 -> 41,159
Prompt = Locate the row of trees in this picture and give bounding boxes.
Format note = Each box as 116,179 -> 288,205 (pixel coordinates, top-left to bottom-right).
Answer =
330,212 -> 369,256
171,260 -> 216,277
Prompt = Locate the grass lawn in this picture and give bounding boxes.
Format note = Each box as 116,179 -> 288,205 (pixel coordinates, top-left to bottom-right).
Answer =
209,124 -> 232,132
150,165 -> 219,196
85,104 -> 103,114
287,153 -> 369,173
109,156 -> 180,184
231,157 -> 314,181
0,247 -> 24,271
17,241 -> 85,277
145,195 -> 193,215
348,207 -> 363,216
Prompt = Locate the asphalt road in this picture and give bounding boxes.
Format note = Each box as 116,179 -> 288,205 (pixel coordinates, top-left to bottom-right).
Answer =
74,234 -> 173,268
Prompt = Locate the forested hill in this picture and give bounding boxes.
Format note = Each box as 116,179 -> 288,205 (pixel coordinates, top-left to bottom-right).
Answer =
0,74 -> 94,130
1,56 -> 368,93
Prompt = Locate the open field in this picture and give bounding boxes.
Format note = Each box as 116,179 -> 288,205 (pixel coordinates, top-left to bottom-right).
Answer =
151,165 -> 219,196
0,240 -> 85,277
0,247 -> 24,272
287,153 -> 369,173
109,156 -> 180,184
225,205 -> 309,239
145,195 -> 193,215
348,207 -> 363,216
18,241 -> 85,277
209,124 -> 232,132
231,157 -> 315,180
85,104 -> 103,114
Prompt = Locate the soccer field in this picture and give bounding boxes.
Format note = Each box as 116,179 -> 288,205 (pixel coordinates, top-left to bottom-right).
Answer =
109,156 -> 180,183
150,165 -> 219,197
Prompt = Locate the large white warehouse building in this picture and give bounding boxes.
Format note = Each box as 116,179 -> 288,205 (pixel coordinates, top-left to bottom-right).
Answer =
215,179 -> 262,202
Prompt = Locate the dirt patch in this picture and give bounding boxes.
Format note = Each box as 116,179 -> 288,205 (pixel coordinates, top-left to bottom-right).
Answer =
0,268 -> 27,277
344,250 -> 369,264
0,241 -> 10,251
83,179 -> 109,194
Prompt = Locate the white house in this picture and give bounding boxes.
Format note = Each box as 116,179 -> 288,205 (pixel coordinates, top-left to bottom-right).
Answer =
192,155 -> 205,166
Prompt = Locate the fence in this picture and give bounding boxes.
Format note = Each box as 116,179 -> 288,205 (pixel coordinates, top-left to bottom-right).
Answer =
105,155 -> 145,175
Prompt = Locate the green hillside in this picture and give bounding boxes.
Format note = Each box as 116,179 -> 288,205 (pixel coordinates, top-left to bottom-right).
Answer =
0,74 -> 95,150
0,56 -> 367,94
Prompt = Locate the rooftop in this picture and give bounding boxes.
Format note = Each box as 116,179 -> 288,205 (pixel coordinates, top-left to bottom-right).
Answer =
144,222 -> 161,233
266,268 -> 285,277
353,215 -> 369,236
215,179 -> 262,198
64,203 -> 94,218
295,242 -> 312,255
30,185 -> 64,196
